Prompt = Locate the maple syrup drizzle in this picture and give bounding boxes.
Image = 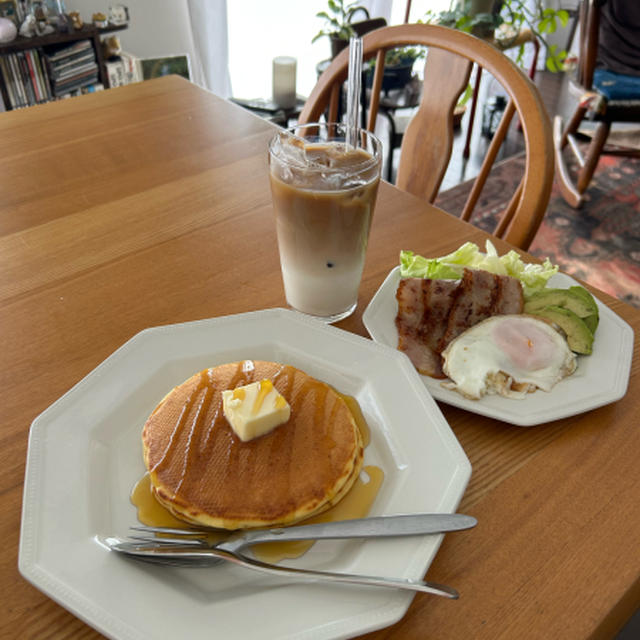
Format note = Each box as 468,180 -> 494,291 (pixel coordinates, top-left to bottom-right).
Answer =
251,465 -> 384,563
133,362 -> 382,560
130,463 -> 383,560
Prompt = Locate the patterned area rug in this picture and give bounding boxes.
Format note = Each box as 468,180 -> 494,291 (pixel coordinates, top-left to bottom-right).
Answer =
435,152 -> 640,308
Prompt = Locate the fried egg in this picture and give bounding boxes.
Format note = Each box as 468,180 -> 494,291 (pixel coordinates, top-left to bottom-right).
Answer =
441,315 -> 577,400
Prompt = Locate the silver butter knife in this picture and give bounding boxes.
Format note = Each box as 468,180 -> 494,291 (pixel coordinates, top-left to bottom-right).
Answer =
130,512 -> 477,552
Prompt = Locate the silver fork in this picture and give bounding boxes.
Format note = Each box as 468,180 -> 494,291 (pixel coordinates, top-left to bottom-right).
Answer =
104,535 -> 459,597
103,513 -> 477,598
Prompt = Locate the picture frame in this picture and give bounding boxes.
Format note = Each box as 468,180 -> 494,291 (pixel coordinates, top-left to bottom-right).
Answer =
43,0 -> 65,18
140,54 -> 191,82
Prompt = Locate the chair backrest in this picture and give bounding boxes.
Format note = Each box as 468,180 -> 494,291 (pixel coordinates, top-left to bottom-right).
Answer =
298,23 -> 554,251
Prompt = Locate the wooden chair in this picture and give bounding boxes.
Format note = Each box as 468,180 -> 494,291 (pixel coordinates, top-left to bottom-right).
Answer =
554,0 -> 640,208
462,27 -> 541,159
298,23 -> 554,251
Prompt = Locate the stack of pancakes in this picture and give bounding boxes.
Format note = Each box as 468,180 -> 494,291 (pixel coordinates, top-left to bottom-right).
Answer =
142,360 -> 363,529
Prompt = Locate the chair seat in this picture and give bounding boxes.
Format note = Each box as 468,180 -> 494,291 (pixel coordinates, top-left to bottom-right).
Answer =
602,100 -> 640,122
593,68 -> 640,101
571,74 -> 640,122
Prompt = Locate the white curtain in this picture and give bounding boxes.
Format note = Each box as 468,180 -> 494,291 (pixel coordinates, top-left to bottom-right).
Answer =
185,0 -> 232,97
361,0 -> 393,22
186,0 -> 393,100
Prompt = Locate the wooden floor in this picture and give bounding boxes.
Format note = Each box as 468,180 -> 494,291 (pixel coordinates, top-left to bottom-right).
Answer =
385,68 -> 568,191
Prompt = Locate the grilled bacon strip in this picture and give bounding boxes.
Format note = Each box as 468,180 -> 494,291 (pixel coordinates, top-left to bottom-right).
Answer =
396,278 -> 458,378
395,269 -> 524,378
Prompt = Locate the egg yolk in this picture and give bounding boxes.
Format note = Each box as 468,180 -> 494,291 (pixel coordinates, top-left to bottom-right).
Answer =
492,319 -> 557,371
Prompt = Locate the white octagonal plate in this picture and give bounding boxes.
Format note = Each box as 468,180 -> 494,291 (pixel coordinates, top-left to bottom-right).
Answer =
363,267 -> 634,426
20,308 -> 471,640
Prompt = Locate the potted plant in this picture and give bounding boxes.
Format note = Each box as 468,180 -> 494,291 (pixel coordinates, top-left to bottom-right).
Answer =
364,46 -> 426,92
428,0 -> 570,71
312,0 -> 370,59
435,0 -> 503,38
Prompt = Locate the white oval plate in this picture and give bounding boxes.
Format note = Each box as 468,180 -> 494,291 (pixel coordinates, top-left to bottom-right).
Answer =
363,267 -> 634,426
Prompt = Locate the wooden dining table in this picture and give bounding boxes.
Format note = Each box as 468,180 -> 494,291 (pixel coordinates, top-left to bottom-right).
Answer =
2,75 -> 638,639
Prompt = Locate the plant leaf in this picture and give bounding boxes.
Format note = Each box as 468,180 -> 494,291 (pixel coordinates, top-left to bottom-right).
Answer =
557,9 -> 570,27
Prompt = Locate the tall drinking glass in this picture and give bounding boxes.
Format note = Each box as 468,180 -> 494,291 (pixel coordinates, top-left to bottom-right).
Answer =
268,122 -> 382,323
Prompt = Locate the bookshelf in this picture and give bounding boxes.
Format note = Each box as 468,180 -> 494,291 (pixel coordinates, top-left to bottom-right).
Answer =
0,23 -> 127,110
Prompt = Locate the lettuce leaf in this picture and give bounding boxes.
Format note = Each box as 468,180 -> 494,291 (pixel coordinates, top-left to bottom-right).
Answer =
399,241 -> 558,296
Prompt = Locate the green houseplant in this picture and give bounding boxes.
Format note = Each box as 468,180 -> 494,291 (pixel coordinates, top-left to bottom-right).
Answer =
312,0 -> 370,58
313,1 -> 426,91
429,0 -> 570,71
364,46 -> 427,92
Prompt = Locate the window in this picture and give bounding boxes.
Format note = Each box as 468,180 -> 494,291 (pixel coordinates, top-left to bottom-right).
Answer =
226,0 -> 450,100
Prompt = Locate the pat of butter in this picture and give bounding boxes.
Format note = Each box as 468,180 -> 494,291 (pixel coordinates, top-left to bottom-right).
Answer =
222,379 -> 290,442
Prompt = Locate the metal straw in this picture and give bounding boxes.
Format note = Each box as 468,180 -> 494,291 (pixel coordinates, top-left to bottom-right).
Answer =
346,35 -> 363,148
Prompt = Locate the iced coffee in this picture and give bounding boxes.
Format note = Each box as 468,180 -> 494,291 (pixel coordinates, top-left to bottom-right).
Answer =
269,123 -> 382,322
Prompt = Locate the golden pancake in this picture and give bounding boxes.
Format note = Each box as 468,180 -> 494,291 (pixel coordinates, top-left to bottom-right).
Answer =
142,360 -> 363,529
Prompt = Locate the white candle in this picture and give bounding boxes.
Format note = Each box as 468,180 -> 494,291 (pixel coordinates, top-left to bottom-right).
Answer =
272,56 -> 297,109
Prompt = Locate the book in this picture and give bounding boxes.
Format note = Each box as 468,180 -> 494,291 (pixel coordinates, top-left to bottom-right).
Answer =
44,40 -> 98,98
7,55 -> 20,108
13,53 -> 26,105
30,50 -> 49,102
53,70 -> 98,96
119,52 -> 142,84
46,39 -> 92,63
105,53 -> 142,89
53,75 -> 98,97
0,55 -> 16,109
37,50 -> 52,101
54,66 -> 98,86
8,54 -> 26,107
6,54 -> 21,107
24,50 -> 41,103
0,56 -> 11,108
105,59 -> 125,88
49,50 -> 96,72
53,61 -> 98,82
17,52 -> 35,105
52,63 -> 98,84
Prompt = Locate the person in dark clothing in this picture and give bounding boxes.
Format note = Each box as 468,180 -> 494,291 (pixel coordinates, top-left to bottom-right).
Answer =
596,0 -> 640,76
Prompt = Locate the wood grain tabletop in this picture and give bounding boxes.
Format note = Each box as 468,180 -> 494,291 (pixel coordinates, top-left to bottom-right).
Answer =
1,75 -> 638,640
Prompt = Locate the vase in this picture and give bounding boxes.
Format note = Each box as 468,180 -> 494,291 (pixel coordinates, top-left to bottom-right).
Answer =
330,37 -> 348,59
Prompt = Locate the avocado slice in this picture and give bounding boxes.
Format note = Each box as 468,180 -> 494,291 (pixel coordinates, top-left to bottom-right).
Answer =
524,287 -> 596,317
578,312 -> 598,334
568,286 -> 599,332
524,286 -> 599,333
528,305 -> 594,355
